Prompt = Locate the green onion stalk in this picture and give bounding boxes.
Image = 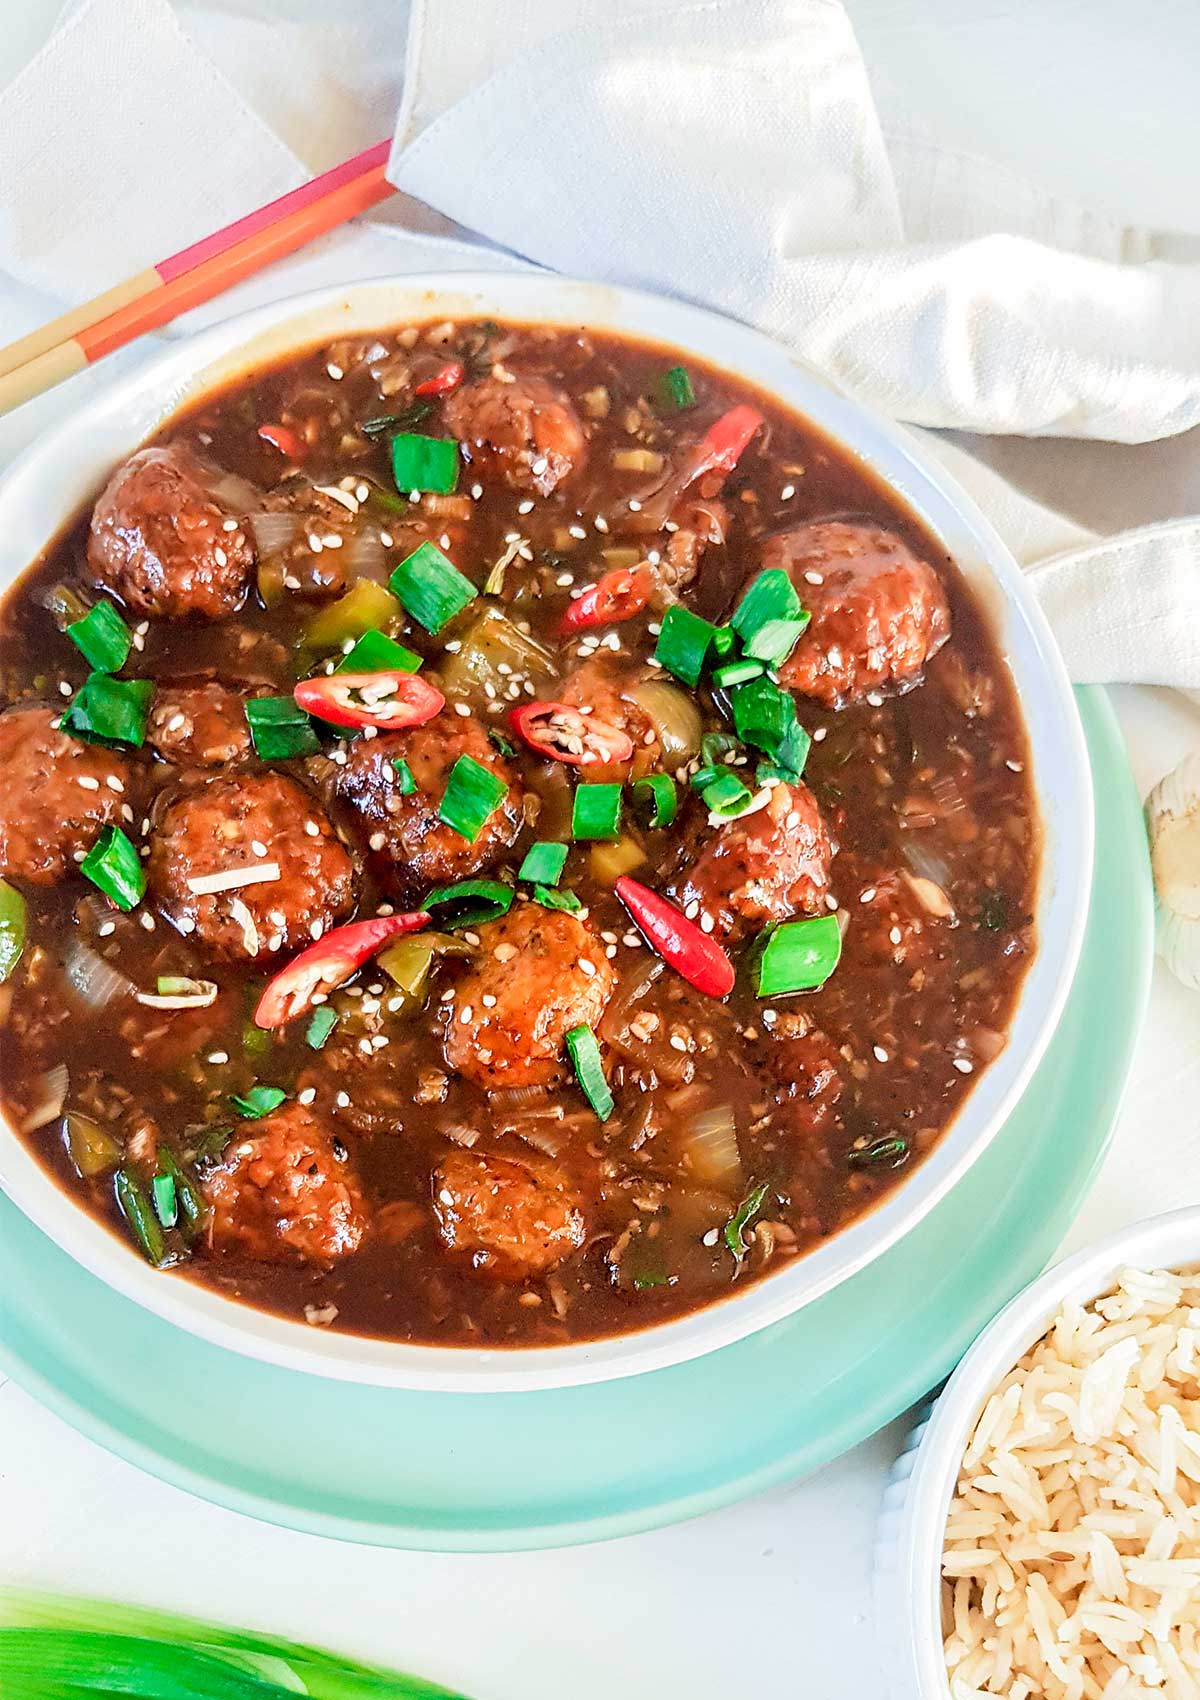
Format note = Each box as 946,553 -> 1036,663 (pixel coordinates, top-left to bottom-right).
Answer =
0,1590 -> 472,1699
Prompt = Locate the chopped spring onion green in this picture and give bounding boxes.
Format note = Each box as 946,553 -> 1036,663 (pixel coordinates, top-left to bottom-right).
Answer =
66,600 -> 132,673
80,826 -> 144,911
391,432 -> 459,496
488,728 -> 517,759
244,695 -> 320,760
423,879 -> 514,929
155,1147 -> 204,1227
392,757 -> 417,794
114,1169 -> 167,1266
566,1023 -> 614,1121
571,782 -> 623,841
438,754 -> 508,841
0,880 -> 26,982
654,365 -> 696,411
305,1005 -> 339,1049
756,913 -> 842,996
728,674 -> 810,777
632,773 -> 677,828
711,623 -> 738,661
847,1134 -> 911,1170
61,673 -> 153,748
389,541 -> 477,634
689,764 -> 721,792
653,605 -> 716,687
724,1183 -> 769,1260
334,629 -> 422,674
230,1085 -> 287,1119
519,841 -> 568,886
712,657 -> 764,688
743,614 -> 810,666
632,1269 -> 670,1290
731,568 -> 804,638
698,767 -> 754,818
151,1171 -> 178,1230
701,731 -> 741,765
532,885 -> 581,913
361,397 -> 433,436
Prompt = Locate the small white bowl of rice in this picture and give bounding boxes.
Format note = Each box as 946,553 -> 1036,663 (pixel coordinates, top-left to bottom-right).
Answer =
875,1206 -> 1200,1699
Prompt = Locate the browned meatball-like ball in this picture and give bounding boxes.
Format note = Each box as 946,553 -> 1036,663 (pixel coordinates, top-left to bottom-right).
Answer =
669,780 -> 834,940
86,444 -> 256,620
759,521 -> 951,707
146,681 -> 253,769
330,710 -> 523,896
442,902 -> 616,1090
202,1103 -> 367,1266
443,373 -> 586,495
0,705 -> 134,885
148,772 -> 355,961
433,1148 -> 587,1280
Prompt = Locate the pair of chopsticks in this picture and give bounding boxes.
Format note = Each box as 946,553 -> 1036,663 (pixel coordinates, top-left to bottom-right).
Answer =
0,138 -> 395,418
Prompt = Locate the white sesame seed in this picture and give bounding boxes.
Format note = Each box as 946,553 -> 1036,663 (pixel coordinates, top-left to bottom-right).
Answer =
298,1087 -> 317,1106
628,498 -> 642,512
369,831 -> 387,851
59,680 -> 72,697
453,701 -> 471,718
106,775 -> 124,793
568,524 -> 587,540
214,546 -> 228,568
251,840 -> 268,857
517,499 -> 535,515
873,1045 -> 889,1063
207,1050 -> 229,1065
306,533 -> 323,552
684,900 -> 700,920
222,517 -> 239,532
97,920 -> 116,937
622,932 -> 641,948
139,912 -> 155,931
699,913 -> 715,934
593,514 -> 609,533
76,775 -> 100,791
702,1228 -> 720,1247
530,457 -> 548,476
379,530 -> 394,549
860,887 -> 877,903
305,821 -> 320,837
953,1057 -> 974,1074
579,959 -> 597,978
804,570 -> 824,585
761,1008 -> 778,1026
1006,759 -> 1024,772
781,484 -> 795,500
460,1005 -> 474,1023
336,1091 -> 351,1108
471,483 -> 483,500
826,893 -> 838,911
813,726 -> 827,742
326,362 -> 344,380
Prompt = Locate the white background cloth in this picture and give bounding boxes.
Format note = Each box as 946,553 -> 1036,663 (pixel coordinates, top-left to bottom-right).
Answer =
1,4 -> 1199,1696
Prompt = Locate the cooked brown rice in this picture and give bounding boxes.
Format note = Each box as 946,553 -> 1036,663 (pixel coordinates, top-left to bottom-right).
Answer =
942,1266 -> 1200,1698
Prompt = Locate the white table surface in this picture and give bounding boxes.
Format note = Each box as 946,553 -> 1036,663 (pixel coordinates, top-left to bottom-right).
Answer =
2,5 -> 1199,1695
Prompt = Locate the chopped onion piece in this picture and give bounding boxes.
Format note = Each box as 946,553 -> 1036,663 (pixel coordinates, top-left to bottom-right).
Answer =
21,1064 -> 68,1133
228,896 -> 260,956
64,941 -> 135,1009
187,862 -> 280,896
681,1104 -> 742,1185
246,512 -> 302,556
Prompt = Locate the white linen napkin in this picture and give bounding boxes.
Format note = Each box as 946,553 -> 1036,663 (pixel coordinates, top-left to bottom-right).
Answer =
0,0 -> 1197,688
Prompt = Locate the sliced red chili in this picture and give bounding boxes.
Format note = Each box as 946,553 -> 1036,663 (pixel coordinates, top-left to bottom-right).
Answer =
684,404 -> 763,486
293,669 -> 445,731
614,876 -> 736,999
256,422 -> 308,461
560,565 -> 653,632
254,911 -> 430,1029
509,701 -> 635,767
414,361 -> 465,397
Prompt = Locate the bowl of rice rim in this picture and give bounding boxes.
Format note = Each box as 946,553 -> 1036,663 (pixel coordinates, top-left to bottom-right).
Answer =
874,1205 -> 1200,1699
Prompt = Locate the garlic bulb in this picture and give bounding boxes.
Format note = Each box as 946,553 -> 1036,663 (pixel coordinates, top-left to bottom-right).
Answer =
1146,751 -> 1200,990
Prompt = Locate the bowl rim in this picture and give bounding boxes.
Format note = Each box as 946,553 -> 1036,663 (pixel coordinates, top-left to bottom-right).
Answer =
894,1204 -> 1200,1697
0,269 -> 1094,1391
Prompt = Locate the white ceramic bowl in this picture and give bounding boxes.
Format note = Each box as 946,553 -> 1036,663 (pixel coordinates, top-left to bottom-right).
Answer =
0,272 -> 1093,1391
874,1205 -> 1200,1699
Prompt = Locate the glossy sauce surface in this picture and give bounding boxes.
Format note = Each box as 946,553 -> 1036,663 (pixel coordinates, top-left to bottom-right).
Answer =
0,320 -> 1038,1346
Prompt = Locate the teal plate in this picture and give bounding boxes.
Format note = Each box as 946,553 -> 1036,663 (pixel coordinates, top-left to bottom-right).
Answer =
0,690 -> 1152,1551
